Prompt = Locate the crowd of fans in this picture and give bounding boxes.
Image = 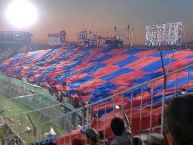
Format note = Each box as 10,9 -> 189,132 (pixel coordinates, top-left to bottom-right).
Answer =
46,93 -> 193,145
69,116 -> 164,145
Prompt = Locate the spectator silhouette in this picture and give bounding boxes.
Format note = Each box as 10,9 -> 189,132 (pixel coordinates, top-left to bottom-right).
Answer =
72,138 -> 86,145
164,94 -> 193,145
110,117 -> 132,145
81,127 -> 99,145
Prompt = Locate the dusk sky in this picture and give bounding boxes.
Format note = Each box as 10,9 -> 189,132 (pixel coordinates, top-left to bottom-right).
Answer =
0,0 -> 193,44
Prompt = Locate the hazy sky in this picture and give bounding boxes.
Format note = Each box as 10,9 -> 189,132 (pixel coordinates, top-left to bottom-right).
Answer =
0,0 -> 193,44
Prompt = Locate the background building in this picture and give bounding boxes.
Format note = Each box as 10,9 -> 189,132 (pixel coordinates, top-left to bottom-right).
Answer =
0,31 -> 32,47
48,30 -> 66,46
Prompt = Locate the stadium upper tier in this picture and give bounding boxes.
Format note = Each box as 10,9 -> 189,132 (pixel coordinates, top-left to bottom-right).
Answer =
0,46 -> 193,105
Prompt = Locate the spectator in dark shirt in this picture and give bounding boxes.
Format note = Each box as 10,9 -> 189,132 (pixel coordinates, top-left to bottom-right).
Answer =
110,117 -> 132,145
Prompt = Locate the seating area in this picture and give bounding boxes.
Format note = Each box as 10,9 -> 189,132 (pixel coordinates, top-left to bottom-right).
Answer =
0,46 -> 193,144
1,46 -> 193,102
0,46 -> 31,63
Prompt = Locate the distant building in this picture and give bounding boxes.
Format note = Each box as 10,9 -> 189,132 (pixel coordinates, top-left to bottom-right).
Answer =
48,30 -> 66,46
0,31 -> 32,47
48,33 -> 60,46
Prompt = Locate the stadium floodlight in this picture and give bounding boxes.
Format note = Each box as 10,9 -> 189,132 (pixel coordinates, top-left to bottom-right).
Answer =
146,22 -> 183,46
5,0 -> 38,29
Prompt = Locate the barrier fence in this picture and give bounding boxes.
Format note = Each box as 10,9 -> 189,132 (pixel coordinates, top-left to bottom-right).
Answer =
0,74 -> 76,144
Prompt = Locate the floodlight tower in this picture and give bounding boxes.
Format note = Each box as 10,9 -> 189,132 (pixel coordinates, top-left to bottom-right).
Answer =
127,25 -> 130,47
130,25 -> 135,47
114,26 -> 117,37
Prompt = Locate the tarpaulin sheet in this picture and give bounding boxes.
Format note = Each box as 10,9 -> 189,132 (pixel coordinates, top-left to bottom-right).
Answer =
0,47 -> 193,107
1,46 -> 193,145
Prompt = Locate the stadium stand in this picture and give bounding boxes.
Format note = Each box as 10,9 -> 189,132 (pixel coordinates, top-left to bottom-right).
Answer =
0,47 -> 193,104
0,46 -> 193,144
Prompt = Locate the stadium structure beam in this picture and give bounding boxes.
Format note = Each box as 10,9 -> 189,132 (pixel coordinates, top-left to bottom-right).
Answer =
13,93 -> 40,99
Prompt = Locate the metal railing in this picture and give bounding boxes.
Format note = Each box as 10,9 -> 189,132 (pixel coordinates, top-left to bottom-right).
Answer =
52,63 -> 193,144
0,74 -> 80,144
